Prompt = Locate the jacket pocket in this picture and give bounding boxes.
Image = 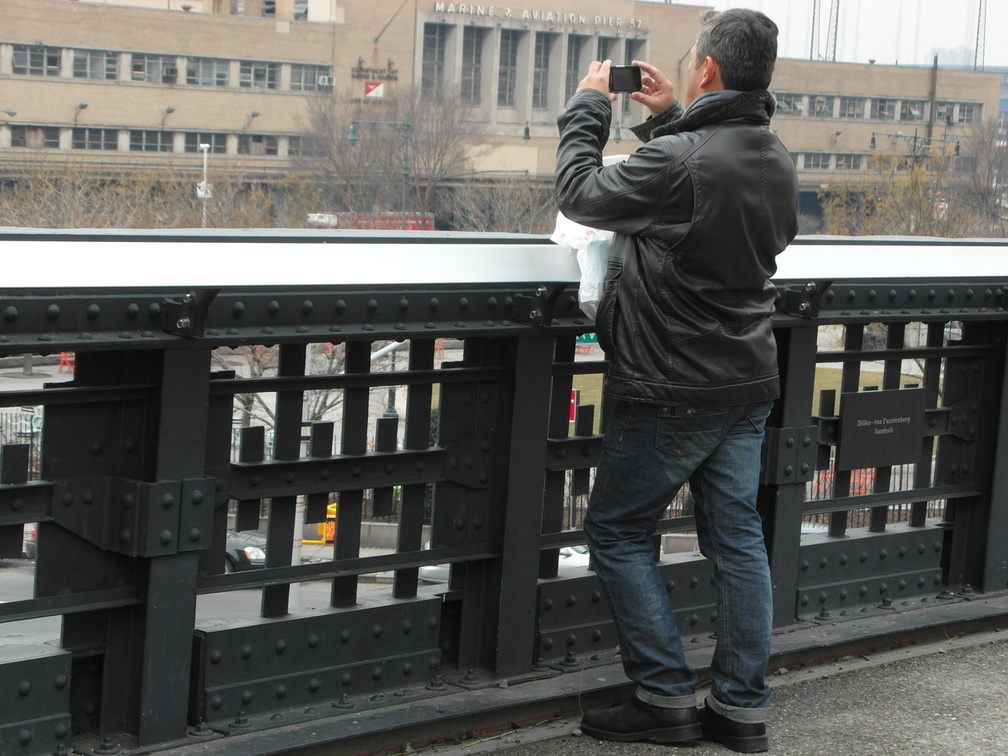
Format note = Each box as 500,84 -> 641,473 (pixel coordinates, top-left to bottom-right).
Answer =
596,259 -> 623,355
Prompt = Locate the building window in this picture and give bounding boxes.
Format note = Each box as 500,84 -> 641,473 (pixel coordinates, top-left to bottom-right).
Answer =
839,97 -> 865,119
73,49 -> 118,81
871,98 -> 897,120
565,35 -> 586,104
532,32 -> 555,110
288,135 -> 321,157
774,92 -> 804,116
597,37 -> 616,62
900,100 -> 925,122
289,64 -> 329,92
11,45 -> 62,77
460,27 -> 484,106
958,103 -> 980,124
10,126 -> 61,148
804,153 -> 830,170
184,133 -> 228,153
239,61 -> 277,89
498,29 -> 519,108
621,40 -> 645,111
71,127 -> 118,150
129,130 -> 173,152
186,57 -> 230,87
934,102 -> 954,125
131,54 -> 178,83
238,134 -> 279,156
835,153 -> 862,170
422,23 -> 449,98
811,96 -> 834,118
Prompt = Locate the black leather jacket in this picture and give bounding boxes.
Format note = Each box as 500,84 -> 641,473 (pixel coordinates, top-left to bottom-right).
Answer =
555,89 -> 798,406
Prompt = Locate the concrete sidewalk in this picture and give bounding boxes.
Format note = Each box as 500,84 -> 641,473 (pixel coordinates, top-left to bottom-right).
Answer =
424,629 -> 1008,756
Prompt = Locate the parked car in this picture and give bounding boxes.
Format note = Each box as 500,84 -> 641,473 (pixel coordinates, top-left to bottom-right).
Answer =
22,524 -> 37,560
21,526 -> 265,569
418,543 -> 591,584
224,530 -> 267,572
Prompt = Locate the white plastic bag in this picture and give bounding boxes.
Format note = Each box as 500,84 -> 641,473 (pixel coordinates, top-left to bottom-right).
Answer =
551,154 -> 628,319
551,214 -> 613,319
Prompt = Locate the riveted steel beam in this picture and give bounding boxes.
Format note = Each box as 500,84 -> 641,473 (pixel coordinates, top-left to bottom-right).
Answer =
0,646 -> 73,755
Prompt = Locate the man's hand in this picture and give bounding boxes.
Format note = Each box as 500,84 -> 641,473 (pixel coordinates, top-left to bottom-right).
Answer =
576,60 -> 617,102
630,60 -> 677,116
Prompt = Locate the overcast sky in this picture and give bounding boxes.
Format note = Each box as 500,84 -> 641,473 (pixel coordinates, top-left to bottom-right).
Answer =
706,0 -> 1007,69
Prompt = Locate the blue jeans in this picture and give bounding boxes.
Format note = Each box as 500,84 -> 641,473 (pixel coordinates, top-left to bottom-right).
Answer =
584,400 -> 773,715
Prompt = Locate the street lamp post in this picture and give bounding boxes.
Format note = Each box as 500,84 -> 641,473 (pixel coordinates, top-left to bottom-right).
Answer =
196,143 -> 212,228
870,128 -> 960,161
348,119 -> 412,228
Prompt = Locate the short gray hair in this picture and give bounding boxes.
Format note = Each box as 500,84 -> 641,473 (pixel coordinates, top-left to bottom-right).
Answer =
694,8 -> 779,91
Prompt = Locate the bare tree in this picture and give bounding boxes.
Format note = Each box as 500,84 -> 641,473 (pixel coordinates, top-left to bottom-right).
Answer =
820,124 -> 1006,238
293,84 -> 493,224
953,118 -> 1008,236
0,157 -> 279,229
450,172 -> 556,233
390,84 -> 494,218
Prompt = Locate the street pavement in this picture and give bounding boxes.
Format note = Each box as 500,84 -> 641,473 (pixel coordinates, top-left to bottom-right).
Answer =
423,629 -> 1008,756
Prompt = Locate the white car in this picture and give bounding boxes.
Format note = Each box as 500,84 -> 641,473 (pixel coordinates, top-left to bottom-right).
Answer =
419,544 -> 592,584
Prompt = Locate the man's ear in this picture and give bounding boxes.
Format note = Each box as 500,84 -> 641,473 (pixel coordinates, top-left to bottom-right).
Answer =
699,55 -> 721,90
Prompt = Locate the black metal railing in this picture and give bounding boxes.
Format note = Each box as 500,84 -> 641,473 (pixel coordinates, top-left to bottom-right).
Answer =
1,230 -> 1008,756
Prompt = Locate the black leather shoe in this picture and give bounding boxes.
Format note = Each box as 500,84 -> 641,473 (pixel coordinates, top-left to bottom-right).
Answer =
580,695 -> 701,743
700,702 -> 769,753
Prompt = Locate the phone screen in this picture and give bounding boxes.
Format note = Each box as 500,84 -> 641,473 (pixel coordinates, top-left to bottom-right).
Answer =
608,65 -> 642,93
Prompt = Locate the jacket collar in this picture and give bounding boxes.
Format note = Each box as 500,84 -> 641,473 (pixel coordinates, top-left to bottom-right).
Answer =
650,90 -> 776,139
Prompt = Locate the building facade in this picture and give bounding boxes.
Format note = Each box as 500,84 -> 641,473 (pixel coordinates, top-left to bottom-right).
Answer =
0,0 -> 1001,211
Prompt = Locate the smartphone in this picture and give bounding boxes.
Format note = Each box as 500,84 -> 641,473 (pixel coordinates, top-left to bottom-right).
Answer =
608,65 -> 642,93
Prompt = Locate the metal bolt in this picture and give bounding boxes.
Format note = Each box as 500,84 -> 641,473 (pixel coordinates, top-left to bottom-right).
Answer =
426,675 -> 447,691
804,281 -> 817,293
529,308 -> 542,322
183,292 -> 196,304
561,650 -> 579,667
535,286 -> 548,297
333,693 -> 354,709
799,301 -> 811,313
176,317 -> 191,330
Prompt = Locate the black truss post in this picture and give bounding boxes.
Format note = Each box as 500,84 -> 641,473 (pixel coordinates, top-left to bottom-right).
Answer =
394,339 -> 435,599
495,333 -> 556,676
765,324 -> 819,627
984,323 -> 1008,593
86,348 -> 213,747
261,343 -> 306,617
829,324 -> 865,538
332,341 -> 370,608
541,335 -> 576,579
912,323 -> 946,527
433,337 -> 501,669
939,322 -> 1004,592
869,323 -> 908,532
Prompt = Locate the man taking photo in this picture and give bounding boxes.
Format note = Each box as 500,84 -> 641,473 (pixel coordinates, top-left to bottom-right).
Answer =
554,8 -> 798,753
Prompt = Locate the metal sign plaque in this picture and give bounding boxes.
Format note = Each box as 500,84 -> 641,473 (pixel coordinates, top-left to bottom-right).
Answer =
836,388 -> 926,471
